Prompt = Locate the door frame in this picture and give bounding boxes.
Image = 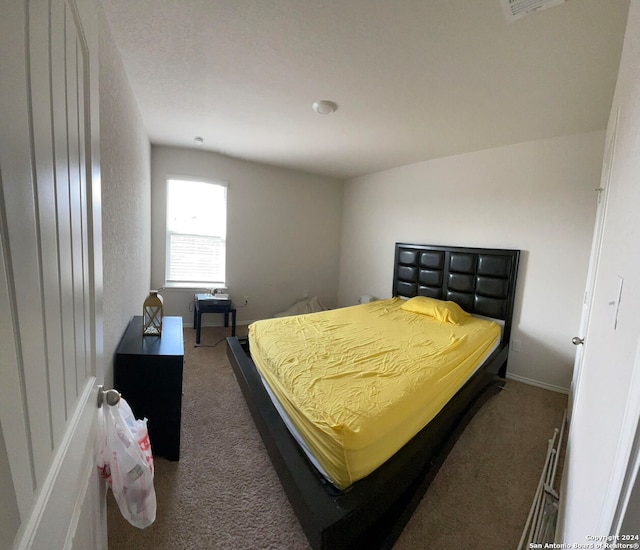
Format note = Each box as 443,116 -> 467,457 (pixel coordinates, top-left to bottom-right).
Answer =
567,108 -> 619,418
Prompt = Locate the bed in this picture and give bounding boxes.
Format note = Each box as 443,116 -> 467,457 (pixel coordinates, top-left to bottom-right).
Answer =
226,243 -> 520,549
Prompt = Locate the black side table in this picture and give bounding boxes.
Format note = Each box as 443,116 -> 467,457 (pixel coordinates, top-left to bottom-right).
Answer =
193,295 -> 237,344
114,315 -> 184,461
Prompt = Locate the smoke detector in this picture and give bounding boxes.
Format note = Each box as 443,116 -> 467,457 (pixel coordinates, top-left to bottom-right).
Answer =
500,0 -> 565,22
312,100 -> 338,115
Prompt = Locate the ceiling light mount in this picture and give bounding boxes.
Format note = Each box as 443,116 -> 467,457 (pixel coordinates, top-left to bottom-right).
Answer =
194,136 -> 204,145
312,100 -> 338,115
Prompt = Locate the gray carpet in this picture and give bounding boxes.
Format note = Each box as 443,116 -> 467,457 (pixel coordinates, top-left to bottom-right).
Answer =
107,325 -> 567,549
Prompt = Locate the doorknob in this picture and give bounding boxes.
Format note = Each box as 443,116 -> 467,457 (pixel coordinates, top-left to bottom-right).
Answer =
97,385 -> 121,408
572,336 -> 584,346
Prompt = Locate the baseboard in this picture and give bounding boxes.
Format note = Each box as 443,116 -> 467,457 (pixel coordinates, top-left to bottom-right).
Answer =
506,372 -> 569,395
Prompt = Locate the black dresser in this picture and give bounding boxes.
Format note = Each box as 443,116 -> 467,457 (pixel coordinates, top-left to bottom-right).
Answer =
114,315 -> 184,461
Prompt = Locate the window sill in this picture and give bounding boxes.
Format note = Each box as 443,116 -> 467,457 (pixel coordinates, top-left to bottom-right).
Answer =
161,284 -> 226,292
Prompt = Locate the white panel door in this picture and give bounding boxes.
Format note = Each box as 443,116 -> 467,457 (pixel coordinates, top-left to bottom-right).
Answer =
0,0 -> 105,548
567,109 -> 619,418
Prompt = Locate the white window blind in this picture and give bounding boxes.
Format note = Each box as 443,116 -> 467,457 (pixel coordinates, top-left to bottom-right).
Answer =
165,178 -> 227,286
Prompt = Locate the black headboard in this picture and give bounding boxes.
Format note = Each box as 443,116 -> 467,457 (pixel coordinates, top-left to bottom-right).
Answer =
393,243 -> 520,342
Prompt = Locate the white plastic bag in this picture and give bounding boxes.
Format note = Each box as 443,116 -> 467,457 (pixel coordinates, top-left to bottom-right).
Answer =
97,397 -> 157,528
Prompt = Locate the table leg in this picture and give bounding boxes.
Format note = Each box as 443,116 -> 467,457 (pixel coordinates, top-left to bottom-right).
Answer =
196,310 -> 202,344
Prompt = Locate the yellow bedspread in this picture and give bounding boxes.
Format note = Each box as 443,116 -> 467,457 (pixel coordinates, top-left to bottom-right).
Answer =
249,297 -> 500,489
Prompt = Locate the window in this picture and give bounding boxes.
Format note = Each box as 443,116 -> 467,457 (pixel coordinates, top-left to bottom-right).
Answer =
165,178 -> 227,287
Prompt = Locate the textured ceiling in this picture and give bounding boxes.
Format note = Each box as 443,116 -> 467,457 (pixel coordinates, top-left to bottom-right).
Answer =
101,0 -> 629,180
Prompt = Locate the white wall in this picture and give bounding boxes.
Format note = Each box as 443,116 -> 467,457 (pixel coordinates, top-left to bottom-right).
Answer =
99,7 -> 151,386
560,0 -> 640,540
338,132 -> 604,391
151,146 -> 343,325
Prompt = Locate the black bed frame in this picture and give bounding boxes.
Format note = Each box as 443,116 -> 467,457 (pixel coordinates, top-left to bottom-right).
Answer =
226,243 -> 520,549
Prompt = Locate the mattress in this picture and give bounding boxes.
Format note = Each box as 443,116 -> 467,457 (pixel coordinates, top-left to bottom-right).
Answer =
248,297 -> 500,490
